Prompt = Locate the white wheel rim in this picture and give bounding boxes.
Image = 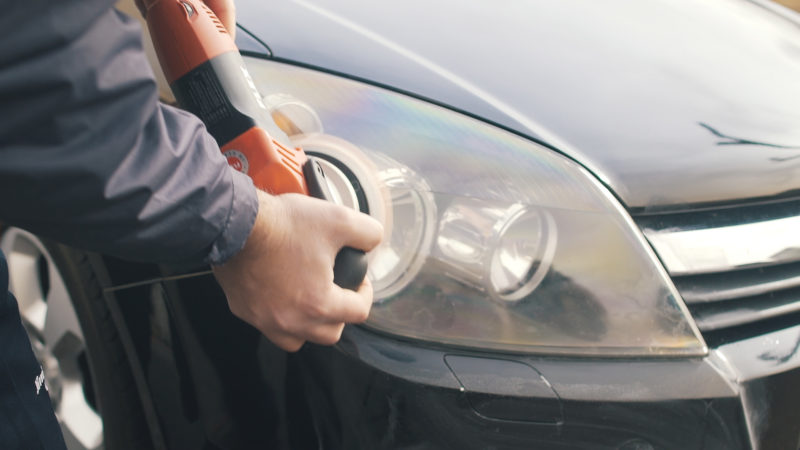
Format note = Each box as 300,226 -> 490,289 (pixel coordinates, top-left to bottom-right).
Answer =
0,228 -> 103,450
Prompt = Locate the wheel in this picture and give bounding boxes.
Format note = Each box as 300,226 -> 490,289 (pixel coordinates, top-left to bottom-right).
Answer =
0,227 -> 150,450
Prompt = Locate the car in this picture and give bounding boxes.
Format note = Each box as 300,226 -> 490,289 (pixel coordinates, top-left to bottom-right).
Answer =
3,0 -> 800,448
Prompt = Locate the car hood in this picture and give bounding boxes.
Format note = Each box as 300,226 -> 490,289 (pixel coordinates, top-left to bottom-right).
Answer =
238,0 -> 800,212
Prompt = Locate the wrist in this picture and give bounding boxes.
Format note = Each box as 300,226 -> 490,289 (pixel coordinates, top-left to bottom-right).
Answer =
213,189 -> 283,270
205,170 -> 260,266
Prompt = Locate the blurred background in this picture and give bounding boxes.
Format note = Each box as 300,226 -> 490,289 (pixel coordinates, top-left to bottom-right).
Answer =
776,0 -> 800,10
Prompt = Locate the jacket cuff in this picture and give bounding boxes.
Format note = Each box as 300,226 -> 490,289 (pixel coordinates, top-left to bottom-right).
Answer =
206,169 -> 259,265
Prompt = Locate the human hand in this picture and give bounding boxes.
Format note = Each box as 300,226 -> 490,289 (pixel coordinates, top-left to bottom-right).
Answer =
212,190 -> 384,352
134,0 -> 237,39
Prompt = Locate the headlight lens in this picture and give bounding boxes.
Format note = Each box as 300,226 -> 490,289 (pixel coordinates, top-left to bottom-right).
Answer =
248,57 -> 705,356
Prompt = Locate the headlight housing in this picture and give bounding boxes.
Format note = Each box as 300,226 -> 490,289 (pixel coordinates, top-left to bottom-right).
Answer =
248,56 -> 706,357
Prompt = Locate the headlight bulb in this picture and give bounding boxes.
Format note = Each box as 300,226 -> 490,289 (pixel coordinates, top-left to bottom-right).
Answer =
436,200 -> 556,302
368,155 -> 437,301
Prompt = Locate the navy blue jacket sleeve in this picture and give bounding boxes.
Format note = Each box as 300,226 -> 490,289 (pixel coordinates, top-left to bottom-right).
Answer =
0,0 -> 258,265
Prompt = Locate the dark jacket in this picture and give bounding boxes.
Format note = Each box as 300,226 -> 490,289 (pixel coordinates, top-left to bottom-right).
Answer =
0,0 -> 257,265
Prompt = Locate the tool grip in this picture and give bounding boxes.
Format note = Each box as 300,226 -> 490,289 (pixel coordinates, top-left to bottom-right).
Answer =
303,159 -> 369,291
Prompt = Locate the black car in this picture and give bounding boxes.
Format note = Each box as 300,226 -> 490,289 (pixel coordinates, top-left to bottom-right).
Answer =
4,0 -> 800,448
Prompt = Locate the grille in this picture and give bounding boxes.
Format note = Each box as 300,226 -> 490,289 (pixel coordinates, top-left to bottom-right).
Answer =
636,198 -> 800,346
673,262 -> 800,334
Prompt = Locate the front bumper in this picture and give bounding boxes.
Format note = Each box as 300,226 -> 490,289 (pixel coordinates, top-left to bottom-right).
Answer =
291,324 -> 800,449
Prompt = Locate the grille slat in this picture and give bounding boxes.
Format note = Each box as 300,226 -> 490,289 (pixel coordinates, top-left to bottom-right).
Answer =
673,261 -> 800,304
685,284 -> 800,331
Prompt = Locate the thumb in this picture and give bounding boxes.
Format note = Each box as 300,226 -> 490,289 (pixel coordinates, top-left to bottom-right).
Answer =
337,208 -> 384,252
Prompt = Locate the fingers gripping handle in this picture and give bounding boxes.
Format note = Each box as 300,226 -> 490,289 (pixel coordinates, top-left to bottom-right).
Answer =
302,158 -> 369,291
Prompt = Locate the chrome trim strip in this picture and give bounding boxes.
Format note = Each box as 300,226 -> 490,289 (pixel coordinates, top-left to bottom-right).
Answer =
694,298 -> 800,331
679,273 -> 800,303
643,215 -> 800,276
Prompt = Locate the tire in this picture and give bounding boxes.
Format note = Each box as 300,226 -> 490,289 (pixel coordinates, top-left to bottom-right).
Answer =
1,228 -> 151,450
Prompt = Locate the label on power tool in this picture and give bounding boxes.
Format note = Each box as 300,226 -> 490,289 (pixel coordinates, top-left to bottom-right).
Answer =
222,149 -> 249,174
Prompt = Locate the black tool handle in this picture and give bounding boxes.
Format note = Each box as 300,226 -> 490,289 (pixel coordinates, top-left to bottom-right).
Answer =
302,158 -> 369,291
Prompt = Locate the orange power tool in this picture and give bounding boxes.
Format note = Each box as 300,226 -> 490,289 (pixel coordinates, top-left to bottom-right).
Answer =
142,0 -> 367,290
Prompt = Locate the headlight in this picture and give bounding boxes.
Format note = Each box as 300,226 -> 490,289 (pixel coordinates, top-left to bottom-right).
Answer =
249,57 -> 706,357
